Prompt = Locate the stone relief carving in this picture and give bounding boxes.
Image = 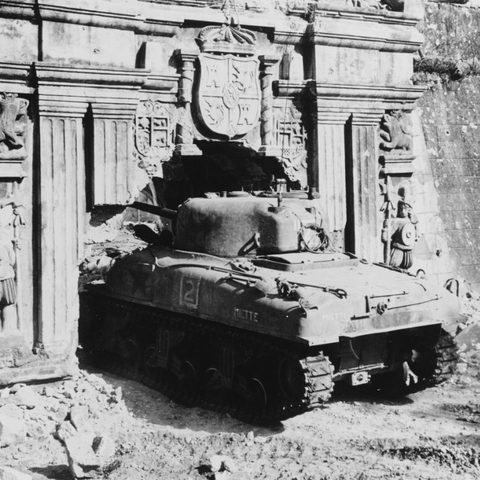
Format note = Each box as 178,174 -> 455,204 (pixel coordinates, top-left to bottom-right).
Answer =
196,54 -> 261,139
197,23 -> 257,54
381,181 -> 419,269
0,93 -> 29,160
195,20 -> 261,139
0,182 -> 24,334
379,110 -> 412,152
134,101 -> 176,178
273,104 -> 308,186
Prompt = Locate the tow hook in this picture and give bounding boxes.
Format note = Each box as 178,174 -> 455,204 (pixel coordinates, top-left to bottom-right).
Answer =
402,361 -> 418,386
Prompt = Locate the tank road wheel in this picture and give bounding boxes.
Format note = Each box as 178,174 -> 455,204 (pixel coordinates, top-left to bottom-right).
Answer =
232,370 -> 270,422
246,377 -> 268,410
143,345 -> 160,378
201,367 -> 228,409
178,359 -> 201,395
118,337 -> 142,378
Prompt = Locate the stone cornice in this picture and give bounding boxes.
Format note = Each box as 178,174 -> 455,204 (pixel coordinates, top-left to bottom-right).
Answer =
35,64 -> 149,116
0,62 -> 34,93
350,111 -> 384,126
288,1 -> 424,23
309,82 -> 425,105
313,108 -> 351,125
37,0 -> 142,31
143,74 -> 179,95
0,0 -> 35,19
34,64 -> 149,88
306,17 -> 423,53
273,81 -> 306,97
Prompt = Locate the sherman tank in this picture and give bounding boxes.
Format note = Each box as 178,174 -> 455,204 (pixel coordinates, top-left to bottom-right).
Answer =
81,192 -> 462,423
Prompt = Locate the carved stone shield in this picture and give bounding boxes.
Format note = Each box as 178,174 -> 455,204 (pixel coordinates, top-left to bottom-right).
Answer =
197,54 -> 260,138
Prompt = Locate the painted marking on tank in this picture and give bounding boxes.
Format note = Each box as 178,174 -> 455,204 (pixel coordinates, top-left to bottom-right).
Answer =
180,277 -> 199,308
234,308 -> 258,323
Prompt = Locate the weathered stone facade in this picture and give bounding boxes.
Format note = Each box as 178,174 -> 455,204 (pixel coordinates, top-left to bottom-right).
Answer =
412,2 -> 480,292
0,0 -> 438,384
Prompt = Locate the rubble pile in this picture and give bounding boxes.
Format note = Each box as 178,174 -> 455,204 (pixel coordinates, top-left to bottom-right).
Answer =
0,372 -> 125,479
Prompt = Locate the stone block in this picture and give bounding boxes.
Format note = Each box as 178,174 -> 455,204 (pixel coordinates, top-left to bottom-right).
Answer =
13,386 -> 43,409
64,434 -> 102,479
0,404 -> 23,420
42,21 -> 135,68
0,18 -> 38,63
92,434 -> 116,467
0,466 -> 32,480
70,405 -> 94,437
0,414 -> 27,447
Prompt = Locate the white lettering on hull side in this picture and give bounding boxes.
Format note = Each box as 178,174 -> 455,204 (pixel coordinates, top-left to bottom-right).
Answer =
234,307 -> 259,323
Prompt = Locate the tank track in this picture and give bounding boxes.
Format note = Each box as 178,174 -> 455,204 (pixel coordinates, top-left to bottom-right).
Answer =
401,328 -> 459,394
431,329 -> 458,384
84,293 -> 334,424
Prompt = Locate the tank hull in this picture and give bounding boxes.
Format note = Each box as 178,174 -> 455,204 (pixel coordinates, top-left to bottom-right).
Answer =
81,244 -> 461,422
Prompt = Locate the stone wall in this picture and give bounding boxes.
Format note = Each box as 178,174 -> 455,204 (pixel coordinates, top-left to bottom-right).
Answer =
413,2 -> 480,291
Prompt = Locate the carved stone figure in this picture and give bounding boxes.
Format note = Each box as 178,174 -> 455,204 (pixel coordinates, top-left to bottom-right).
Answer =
0,183 -> 25,335
381,196 -> 419,269
0,93 -> 29,159
379,110 -> 412,152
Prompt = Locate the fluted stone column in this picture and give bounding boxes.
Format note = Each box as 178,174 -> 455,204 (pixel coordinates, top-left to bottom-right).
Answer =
91,103 -> 137,205
36,71 -> 87,358
346,111 -> 384,261
311,108 -> 350,241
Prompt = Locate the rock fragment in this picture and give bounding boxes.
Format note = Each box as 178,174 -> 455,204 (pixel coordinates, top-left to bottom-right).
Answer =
13,386 -> 43,409
64,434 -> 101,479
92,434 -> 116,467
0,414 -> 27,447
0,466 -> 32,480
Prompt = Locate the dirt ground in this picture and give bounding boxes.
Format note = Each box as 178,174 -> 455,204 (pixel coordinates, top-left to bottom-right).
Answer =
0,311 -> 479,480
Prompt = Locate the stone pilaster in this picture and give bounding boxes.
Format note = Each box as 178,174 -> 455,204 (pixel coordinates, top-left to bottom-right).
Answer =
91,103 -> 137,205
34,63 -> 147,355
346,111 -> 384,262
175,51 -> 201,156
259,55 -> 280,154
36,84 -> 87,356
311,108 -> 351,236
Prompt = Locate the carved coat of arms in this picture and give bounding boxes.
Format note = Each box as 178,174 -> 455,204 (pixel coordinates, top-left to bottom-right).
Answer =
197,54 -> 261,138
134,101 -> 175,177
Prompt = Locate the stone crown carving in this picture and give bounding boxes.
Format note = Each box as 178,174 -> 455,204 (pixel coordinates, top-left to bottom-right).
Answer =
197,23 -> 257,55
